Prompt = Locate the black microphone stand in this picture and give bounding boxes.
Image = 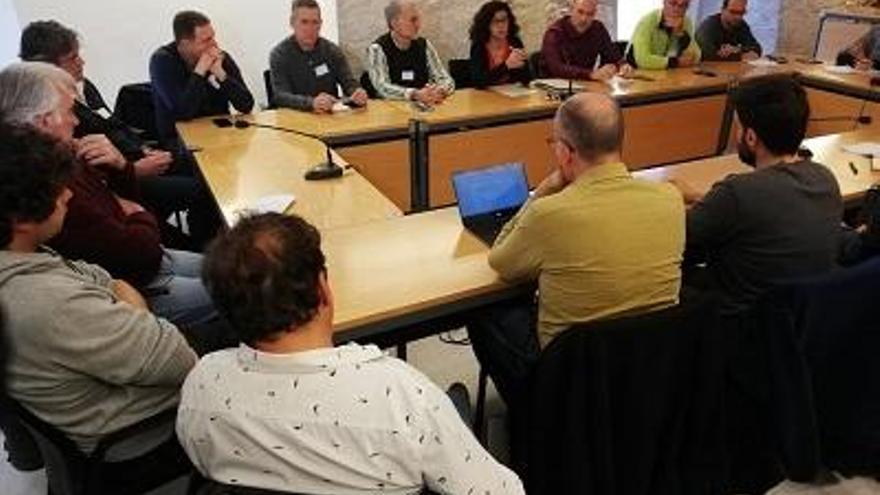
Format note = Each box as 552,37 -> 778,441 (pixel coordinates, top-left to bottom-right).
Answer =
226,118 -> 344,180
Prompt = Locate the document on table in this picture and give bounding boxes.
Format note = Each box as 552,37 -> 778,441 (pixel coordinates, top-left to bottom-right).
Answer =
842,142 -> 880,171
490,83 -> 539,98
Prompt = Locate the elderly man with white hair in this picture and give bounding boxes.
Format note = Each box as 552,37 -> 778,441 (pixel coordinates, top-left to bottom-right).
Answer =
366,0 -> 455,105
0,62 -> 226,346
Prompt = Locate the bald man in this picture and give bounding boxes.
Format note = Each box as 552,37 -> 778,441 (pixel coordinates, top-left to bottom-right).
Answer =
695,0 -> 762,61
541,0 -> 633,80
367,0 -> 455,105
468,93 -> 685,409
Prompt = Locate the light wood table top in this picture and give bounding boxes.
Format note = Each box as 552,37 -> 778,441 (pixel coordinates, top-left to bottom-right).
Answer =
176,103 -> 414,150
249,103 -> 414,142
386,88 -> 558,127
636,127 -> 880,203
325,207 -> 511,335
193,133 -> 402,230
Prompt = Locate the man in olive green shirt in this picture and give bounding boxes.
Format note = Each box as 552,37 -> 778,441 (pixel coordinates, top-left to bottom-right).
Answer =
630,0 -> 701,69
468,92 -> 685,409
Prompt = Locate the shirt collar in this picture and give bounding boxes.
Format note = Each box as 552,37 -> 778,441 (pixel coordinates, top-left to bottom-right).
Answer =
235,342 -> 385,375
571,161 -> 631,188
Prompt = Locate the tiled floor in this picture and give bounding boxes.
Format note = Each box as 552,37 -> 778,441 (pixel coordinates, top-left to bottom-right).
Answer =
2,332 -> 878,494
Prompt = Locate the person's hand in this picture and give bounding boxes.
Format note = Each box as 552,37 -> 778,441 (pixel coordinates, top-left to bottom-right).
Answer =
856,58 -> 873,71
668,177 -> 703,206
115,195 -> 146,216
76,135 -> 126,170
741,51 -> 760,62
350,88 -> 369,106
312,92 -> 336,113
533,169 -> 567,199
111,279 -> 149,310
718,44 -> 741,59
591,63 -> 617,81
677,52 -> 698,68
134,150 -> 173,177
414,85 -> 446,105
194,50 -> 217,76
617,63 -> 634,78
208,49 -> 227,81
505,49 -> 527,70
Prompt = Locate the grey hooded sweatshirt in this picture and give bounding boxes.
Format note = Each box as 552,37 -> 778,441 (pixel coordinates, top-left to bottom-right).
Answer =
0,248 -> 197,453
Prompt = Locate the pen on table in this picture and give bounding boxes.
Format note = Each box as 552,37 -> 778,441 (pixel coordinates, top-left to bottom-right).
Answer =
849,161 -> 859,175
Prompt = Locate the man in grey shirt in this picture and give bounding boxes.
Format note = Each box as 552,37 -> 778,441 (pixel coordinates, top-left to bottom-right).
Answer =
269,0 -> 367,112
671,76 -> 843,317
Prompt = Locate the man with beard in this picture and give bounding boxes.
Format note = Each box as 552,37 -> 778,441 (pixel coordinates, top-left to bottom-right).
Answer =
672,75 -> 843,319
695,0 -> 762,61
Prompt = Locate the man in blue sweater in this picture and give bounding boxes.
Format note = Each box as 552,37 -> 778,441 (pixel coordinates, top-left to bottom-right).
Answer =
149,10 -> 254,151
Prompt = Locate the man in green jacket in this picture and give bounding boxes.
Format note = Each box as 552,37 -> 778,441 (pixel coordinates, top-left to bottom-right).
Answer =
630,0 -> 701,69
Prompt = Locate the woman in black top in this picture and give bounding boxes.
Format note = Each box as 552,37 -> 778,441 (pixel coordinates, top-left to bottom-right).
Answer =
468,1 -> 532,88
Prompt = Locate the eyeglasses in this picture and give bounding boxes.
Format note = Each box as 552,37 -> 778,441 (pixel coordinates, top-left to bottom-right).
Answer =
546,136 -> 573,151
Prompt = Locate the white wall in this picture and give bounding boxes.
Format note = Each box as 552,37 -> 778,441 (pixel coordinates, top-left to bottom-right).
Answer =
8,0 -> 339,108
0,0 -> 20,67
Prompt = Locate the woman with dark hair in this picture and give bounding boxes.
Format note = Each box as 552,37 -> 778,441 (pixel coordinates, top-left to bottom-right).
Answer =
469,1 -> 531,88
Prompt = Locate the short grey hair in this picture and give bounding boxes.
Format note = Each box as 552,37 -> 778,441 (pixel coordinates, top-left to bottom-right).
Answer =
384,0 -> 415,29
0,62 -> 76,126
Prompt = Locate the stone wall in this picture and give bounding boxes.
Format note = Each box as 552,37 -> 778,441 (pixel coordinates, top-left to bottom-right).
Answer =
337,0 -> 614,74
337,0 -> 875,74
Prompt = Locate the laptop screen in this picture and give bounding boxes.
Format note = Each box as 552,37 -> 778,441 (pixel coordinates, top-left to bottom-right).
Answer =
452,163 -> 529,219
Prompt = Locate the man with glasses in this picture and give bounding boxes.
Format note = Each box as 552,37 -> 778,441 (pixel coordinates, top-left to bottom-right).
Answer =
467,93 -> 685,413
630,0 -> 701,69
696,0 -> 762,61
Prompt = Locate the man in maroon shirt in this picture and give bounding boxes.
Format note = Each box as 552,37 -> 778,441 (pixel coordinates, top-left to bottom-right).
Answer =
541,0 -> 633,81
0,62 -> 217,330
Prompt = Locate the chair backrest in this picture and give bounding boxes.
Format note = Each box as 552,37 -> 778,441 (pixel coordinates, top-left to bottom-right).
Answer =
524,289 -> 725,494
528,51 -> 543,79
7,399 -> 89,495
614,40 -> 630,62
114,82 -> 159,142
360,71 -> 379,99
789,257 -> 880,471
447,58 -> 473,89
6,398 -> 190,495
263,69 -> 276,109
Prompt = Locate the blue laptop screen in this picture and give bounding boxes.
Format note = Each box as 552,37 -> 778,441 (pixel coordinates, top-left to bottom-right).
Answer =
452,163 -> 529,219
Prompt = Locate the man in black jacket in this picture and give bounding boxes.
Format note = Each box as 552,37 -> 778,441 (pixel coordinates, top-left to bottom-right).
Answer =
149,10 -> 254,150
20,20 -> 221,247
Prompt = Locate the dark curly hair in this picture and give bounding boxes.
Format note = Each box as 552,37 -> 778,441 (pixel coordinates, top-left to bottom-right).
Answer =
0,123 -> 76,248
19,20 -> 79,64
202,212 -> 327,345
469,1 -> 521,46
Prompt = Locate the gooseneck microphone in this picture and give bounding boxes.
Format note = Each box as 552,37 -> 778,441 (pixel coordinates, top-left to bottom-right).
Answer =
214,117 -> 344,180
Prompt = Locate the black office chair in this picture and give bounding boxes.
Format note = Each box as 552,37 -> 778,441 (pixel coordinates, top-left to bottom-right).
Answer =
114,82 -> 159,142
263,69 -> 276,109
448,58 -> 473,89
767,257 -> 880,475
7,399 -> 192,495
522,289 -> 726,494
528,51 -> 543,79
614,40 -> 630,62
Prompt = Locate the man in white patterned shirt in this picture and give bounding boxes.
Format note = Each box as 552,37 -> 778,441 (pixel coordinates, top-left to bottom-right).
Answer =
366,0 -> 455,105
177,212 -> 523,495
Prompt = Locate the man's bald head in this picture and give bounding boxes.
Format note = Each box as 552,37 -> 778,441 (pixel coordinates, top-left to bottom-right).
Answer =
555,93 -> 624,162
